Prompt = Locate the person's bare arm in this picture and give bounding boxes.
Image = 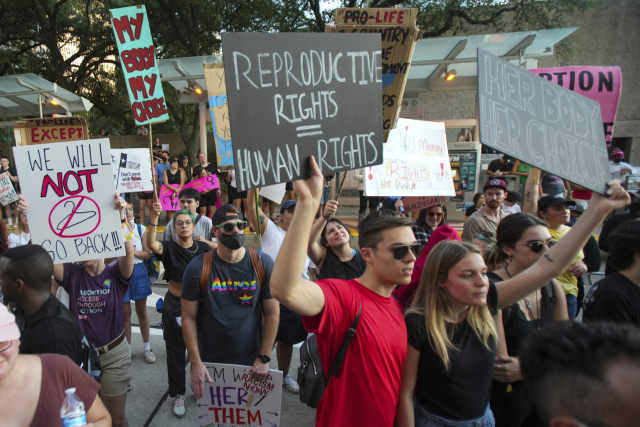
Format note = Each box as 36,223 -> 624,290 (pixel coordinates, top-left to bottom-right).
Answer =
396,344 -> 420,427
115,193 -> 135,280
246,188 -> 269,237
146,202 -> 163,256
510,160 -> 527,176
182,298 -> 212,400
85,394 -> 112,427
194,236 -> 218,250
307,200 -> 338,265
175,169 -> 186,193
249,298 -> 279,381
495,182 -> 630,309
136,229 -> 151,260
271,156 -> 327,317
522,169 -> 540,215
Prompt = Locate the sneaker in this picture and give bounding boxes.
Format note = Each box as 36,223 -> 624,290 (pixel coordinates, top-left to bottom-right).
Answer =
283,374 -> 300,394
173,394 -> 186,418
144,349 -> 156,364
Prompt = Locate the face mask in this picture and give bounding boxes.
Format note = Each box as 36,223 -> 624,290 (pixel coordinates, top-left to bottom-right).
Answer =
219,232 -> 245,250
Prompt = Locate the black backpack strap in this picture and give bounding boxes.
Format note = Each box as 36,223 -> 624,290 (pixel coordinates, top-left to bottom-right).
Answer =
328,301 -> 362,379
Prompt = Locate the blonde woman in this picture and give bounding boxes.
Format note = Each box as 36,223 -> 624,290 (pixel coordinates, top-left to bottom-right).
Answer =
8,212 -> 30,248
396,181 -> 630,427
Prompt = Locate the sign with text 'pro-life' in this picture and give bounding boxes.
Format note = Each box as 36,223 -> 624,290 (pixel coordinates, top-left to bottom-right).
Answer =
365,119 -> 455,197
13,139 -> 126,264
477,49 -> 610,194
222,32 -> 384,192
110,5 -> 169,125
197,363 -> 282,427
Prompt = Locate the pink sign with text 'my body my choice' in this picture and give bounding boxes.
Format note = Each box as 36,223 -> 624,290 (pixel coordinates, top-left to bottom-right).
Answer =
529,67 -> 621,144
159,175 -> 219,211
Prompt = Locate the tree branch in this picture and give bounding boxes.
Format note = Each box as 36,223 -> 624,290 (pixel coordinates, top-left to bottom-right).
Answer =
307,0 -> 325,32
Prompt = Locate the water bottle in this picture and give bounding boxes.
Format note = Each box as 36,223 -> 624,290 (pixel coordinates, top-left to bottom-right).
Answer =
60,388 -> 86,427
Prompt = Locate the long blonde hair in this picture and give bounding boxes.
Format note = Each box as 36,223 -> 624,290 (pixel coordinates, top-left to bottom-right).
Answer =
14,213 -> 27,235
407,240 -> 497,370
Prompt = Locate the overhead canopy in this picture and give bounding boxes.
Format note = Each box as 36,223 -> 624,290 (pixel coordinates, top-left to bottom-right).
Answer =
158,55 -> 221,104
0,73 -> 93,119
405,27 -> 578,94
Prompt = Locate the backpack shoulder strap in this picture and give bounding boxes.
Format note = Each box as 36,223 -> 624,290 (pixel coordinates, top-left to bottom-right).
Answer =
248,247 -> 265,289
199,251 -> 214,295
137,224 -> 143,237
328,300 -> 362,379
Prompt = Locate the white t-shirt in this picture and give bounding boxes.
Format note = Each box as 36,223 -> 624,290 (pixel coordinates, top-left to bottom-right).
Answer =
609,161 -> 635,181
260,220 -> 315,280
230,170 -> 237,188
8,232 -> 30,248
131,222 -> 146,265
502,203 -> 521,216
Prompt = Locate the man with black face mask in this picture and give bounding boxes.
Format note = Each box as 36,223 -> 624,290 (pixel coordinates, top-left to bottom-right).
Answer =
599,190 -> 640,275
180,205 -> 280,402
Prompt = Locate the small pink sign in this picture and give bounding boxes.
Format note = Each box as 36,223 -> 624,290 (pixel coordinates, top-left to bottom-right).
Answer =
160,175 -> 219,211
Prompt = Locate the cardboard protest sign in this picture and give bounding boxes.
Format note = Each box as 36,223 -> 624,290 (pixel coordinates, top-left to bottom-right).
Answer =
0,173 -> 19,206
110,148 -> 153,193
529,66 -> 622,145
14,117 -> 89,146
197,363 -> 282,427
159,175 -> 219,211
13,139 -> 126,263
329,8 -> 421,142
222,32 -> 384,192
477,49 -> 610,194
365,119 -> 455,197
110,5 -> 169,125
402,196 -> 446,213
203,63 -> 234,171
260,183 -> 286,204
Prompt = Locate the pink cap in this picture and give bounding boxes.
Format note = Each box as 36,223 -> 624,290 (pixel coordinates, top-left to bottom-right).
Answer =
0,303 -> 20,342
611,148 -> 624,158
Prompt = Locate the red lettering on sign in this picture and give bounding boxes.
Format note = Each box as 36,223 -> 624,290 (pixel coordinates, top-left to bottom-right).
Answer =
132,98 -> 167,122
41,169 -> 98,198
121,46 -> 155,73
113,13 -> 144,44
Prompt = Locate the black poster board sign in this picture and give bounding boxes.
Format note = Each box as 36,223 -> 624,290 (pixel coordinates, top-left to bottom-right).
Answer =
222,32 -> 384,191
477,48 -> 610,194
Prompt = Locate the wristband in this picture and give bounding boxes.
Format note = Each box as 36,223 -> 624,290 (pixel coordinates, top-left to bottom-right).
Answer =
121,218 -> 127,223
150,223 -> 158,227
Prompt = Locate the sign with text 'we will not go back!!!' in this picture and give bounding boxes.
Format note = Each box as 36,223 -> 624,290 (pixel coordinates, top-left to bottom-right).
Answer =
477,49 -> 610,195
13,139 -> 126,263
110,5 -> 169,125
222,32 -> 384,192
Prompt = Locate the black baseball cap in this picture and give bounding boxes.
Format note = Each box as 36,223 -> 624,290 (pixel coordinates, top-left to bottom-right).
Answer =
569,204 -> 585,214
538,195 -> 576,212
212,204 -> 244,226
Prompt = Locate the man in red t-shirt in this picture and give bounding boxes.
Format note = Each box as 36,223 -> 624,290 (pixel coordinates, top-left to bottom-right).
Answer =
271,157 -> 419,427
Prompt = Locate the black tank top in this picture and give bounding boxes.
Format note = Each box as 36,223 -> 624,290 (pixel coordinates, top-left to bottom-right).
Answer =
166,169 -> 182,185
318,247 -> 366,280
487,272 -> 555,356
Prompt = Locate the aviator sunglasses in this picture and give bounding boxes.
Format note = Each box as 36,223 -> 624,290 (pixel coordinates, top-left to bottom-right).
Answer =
426,211 -> 444,219
369,243 -> 423,260
215,221 -> 248,233
526,239 -> 558,253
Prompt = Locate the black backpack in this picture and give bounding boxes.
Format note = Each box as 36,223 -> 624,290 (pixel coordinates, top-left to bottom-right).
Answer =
298,301 -> 362,408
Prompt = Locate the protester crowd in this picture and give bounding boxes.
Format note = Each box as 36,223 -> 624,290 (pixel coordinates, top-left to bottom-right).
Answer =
0,142 -> 639,427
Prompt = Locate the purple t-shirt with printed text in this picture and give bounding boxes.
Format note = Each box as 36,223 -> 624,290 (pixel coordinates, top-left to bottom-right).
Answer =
59,263 -> 131,347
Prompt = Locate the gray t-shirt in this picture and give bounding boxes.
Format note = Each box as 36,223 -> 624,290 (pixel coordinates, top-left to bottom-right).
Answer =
163,214 -> 216,243
181,248 -> 273,365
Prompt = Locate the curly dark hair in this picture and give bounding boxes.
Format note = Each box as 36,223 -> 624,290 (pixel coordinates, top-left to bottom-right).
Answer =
607,219 -> 640,271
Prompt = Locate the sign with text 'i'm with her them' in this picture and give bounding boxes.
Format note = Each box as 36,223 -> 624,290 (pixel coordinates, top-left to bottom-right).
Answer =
13,139 -> 126,264
110,5 -> 169,125
477,48 -> 610,194
222,32 -> 384,192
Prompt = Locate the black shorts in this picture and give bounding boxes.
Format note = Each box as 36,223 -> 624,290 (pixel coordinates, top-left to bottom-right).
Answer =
276,304 -> 307,346
199,191 -> 217,207
285,181 -> 294,191
138,192 -> 154,200
228,184 -> 247,200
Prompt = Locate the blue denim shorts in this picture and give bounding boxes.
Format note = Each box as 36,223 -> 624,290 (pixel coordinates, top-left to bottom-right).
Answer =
123,263 -> 152,302
321,186 -> 331,204
415,401 -> 495,427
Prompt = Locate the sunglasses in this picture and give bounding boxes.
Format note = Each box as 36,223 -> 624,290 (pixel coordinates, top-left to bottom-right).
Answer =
215,221 -> 247,233
526,239 -> 558,253
0,340 -> 13,353
370,244 -> 422,260
426,211 -> 444,219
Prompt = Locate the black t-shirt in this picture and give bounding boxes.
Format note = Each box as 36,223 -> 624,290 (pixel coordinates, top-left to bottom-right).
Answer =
405,282 -> 498,421
166,169 -> 182,185
465,205 -> 478,217
318,248 -> 366,281
487,159 -> 513,174
1,167 -> 18,191
152,144 -> 162,153
159,240 -> 211,283
14,295 -> 84,365
583,272 -> 640,326
182,248 -> 274,365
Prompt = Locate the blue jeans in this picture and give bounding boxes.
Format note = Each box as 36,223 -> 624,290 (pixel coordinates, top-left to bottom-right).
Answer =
566,294 -> 578,320
415,401 -> 495,427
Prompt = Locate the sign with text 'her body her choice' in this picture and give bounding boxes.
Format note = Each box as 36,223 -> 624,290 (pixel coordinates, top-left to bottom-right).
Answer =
477,49 -> 610,195
365,119 -> 455,197
110,5 -> 169,125
197,363 -> 282,427
222,32 -> 384,192
13,139 -> 126,263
